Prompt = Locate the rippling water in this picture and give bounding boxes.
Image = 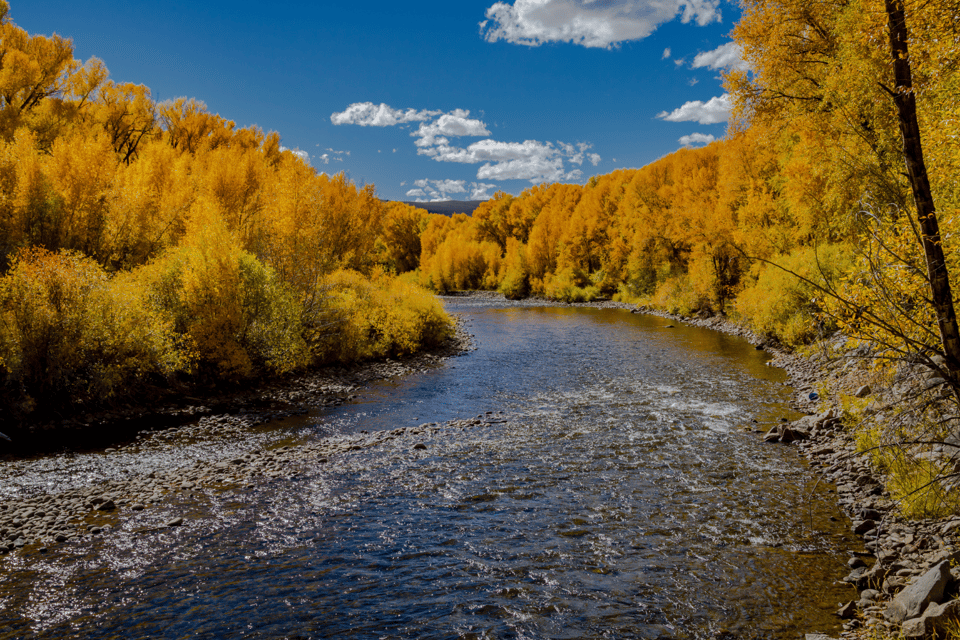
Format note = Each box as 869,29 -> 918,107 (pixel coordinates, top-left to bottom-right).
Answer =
0,300 -> 857,639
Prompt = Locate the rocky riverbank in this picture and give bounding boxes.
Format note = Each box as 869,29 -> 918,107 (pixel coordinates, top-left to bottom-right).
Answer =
0,316 -> 475,457
0,317 -> 475,552
0,412 -> 506,554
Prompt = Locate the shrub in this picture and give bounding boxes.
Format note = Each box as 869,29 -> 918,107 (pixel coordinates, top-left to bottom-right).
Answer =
133,204 -> 309,379
650,273 -> 703,316
316,268 -> 454,363
543,267 -> 601,302
734,244 -> 852,345
0,248 -> 183,414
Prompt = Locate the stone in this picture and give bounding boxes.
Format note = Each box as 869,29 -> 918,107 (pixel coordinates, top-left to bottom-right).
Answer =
860,589 -> 881,603
941,520 -> 960,536
854,385 -> 872,398
901,600 -> 960,639
837,601 -> 857,619
854,520 -> 877,535
165,517 -> 184,527
885,561 -> 952,623
805,635 -> 839,640
413,443 -> 427,450
860,508 -> 883,521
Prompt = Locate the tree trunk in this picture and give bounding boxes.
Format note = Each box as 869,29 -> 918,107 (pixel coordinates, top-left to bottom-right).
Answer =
884,0 -> 960,375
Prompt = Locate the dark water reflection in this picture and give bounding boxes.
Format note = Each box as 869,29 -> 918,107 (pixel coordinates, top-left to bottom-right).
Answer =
0,300 -> 856,639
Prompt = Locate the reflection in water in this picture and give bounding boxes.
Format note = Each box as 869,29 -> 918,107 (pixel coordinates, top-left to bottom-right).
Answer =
0,300 -> 855,639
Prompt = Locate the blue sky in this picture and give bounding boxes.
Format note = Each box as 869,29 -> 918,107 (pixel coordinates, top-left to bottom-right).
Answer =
13,0 -> 745,201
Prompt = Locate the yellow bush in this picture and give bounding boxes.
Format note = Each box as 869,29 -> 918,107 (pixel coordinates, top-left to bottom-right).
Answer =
734,244 -> 852,345
316,268 -> 453,363
134,203 -> 309,378
498,238 -> 530,300
543,267 -> 601,302
0,248 -> 183,413
650,273 -> 703,316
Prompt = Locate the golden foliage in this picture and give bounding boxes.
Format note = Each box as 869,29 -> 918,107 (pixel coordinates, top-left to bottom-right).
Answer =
317,268 -> 453,363
0,248 -> 183,413
0,3 -> 454,417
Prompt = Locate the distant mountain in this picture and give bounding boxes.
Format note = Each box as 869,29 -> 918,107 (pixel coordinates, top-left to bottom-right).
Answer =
396,200 -> 486,216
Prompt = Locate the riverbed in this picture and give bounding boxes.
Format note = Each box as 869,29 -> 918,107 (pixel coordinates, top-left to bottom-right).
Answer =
0,297 -> 859,639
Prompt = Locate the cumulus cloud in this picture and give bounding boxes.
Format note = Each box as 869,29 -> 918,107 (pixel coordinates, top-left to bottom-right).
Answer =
470,183 -> 498,199
657,93 -> 731,125
313,146 -> 348,165
406,179 -> 499,201
332,100 -> 599,183
662,47 -> 671,59
413,111 -> 491,147
330,102 -> 441,126
418,139 -> 597,183
691,42 -> 749,72
480,0 -> 722,49
678,132 -> 715,147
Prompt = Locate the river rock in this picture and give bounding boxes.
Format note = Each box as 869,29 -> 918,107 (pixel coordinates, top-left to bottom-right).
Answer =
885,561 -> 952,622
901,599 -> 960,639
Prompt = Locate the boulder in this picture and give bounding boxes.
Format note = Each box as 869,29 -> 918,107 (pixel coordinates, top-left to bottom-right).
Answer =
837,601 -> 857,619
855,385 -> 872,398
901,599 -> 960,639
885,561 -> 952,623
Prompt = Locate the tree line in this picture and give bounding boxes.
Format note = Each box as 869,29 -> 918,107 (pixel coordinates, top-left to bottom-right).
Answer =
0,2 -> 453,421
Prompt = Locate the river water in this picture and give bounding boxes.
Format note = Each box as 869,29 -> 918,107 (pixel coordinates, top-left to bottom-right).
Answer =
0,298 -> 857,639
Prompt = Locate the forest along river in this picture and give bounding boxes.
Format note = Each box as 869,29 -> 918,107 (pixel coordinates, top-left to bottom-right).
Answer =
0,297 -> 860,639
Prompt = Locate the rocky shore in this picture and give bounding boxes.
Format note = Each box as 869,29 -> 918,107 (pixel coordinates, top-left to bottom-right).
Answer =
0,412 -> 504,553
0,318 -> 475,550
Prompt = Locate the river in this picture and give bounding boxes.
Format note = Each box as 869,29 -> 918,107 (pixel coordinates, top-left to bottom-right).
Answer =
0,298 -> 858,639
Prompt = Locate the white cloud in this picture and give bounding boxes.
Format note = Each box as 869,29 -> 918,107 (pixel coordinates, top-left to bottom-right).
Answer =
678,132 -> 715,147
407,179 -> 498,201
691,42 -> 749,72
413,111 -> 491,146
415,178 -> 467,194
417,139 -> 597,183
662,47 -> 671,59
314,146 -> 348,164
471,183 -> 498,199
330,102 -> 441,126
657,93 -> 731,125
480,0 -> 722,49
332,100 -> 599,184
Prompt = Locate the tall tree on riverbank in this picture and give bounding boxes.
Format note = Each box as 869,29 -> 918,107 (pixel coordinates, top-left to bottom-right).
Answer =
881,0 -> 960,376
728,0 -> 960,378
